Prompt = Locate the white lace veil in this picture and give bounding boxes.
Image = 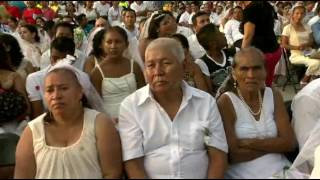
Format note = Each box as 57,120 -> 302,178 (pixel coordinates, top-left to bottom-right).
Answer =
139,11 -> 160,40
46,56 -> 107,117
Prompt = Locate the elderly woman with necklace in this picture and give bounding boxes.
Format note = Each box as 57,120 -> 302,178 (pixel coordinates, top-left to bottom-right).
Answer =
216,47 -> 297,179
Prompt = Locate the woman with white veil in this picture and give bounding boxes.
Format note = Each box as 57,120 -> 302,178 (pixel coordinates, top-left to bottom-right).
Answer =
14,59 -> 123,178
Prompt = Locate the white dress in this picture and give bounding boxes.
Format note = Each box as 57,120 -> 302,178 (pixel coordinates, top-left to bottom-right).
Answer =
28,108 -> 103,179
224,88 -> 291,179
96,59 -> 137,118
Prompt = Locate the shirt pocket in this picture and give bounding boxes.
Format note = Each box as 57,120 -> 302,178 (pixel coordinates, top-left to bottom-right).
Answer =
180,121 -> 206,151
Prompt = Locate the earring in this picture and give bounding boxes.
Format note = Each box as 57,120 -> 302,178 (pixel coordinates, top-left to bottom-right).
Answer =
233,80 -> 237,89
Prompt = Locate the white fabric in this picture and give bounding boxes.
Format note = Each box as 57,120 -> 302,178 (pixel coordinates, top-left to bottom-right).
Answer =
19,39 -> 44,68
123,37 -> 144,71
83,8 -> 99,22
224,19 -> 243,46
121,23 -> 139,39
130,2 -> 148,23
308,15 -> 320,27
85,27 -> 104,56
176,25 -> 193,38
118,81 -> 228,179
28,108 -> 103,179
48,59 -> 106,114
224,88 -> 291,178
291,78 -> 320,149
188,12 -> 195,25
96,59 -> 137,118
40,49 -> 87,71
194,50 -> 229,77
26,66 -> 50,107
282,24 -> 320,76
179,11 -> 191,24
210,12 -> 224,26
187,34 -> 206,59
108,6 -> 123,26
93,1 -> 110,16
311,145 -> 320,178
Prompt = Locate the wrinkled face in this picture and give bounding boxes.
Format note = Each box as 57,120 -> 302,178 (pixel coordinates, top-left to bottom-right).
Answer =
145,47 -> 184,94
44,70 -> 83,116
158,15 -> 177,37
55,27 -> 73,39
50,48 -> 69,65
292,8 -> 305,24
19,27 -> 35,42
232,52 -> 267,92
102,31 -> 127,59
195,14 -> 210,33
124,11 -> 136,27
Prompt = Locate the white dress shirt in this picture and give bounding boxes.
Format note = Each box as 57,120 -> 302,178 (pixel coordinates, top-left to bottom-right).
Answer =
291,78 -> 320,149
119,81 -> 228,179
224,19 -> 243,46
179,11 -> 191,24
188,34 -> 206,59
176,25 -> 194,38
39,49 -> 87,71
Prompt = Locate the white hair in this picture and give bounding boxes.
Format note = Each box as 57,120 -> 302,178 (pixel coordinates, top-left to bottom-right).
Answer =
145,37 -> 185,63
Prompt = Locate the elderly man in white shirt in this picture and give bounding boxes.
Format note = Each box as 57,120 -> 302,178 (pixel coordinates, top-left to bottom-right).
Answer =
292,78 -> 320,150
224,6 -> 243,48
119,38 -> 228,179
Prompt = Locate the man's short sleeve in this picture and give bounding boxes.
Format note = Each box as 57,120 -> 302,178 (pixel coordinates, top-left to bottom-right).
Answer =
26,73 -> 41,102
118,98 -> 144,161
205,98 -> 228,153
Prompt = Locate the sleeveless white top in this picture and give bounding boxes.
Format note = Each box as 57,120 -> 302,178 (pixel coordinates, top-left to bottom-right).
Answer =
224,88 -> 291,179
28,108 -> 103,179
96,59 -> 137,118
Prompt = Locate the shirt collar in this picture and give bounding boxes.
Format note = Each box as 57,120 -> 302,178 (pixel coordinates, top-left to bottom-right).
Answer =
137,81 -> 205,106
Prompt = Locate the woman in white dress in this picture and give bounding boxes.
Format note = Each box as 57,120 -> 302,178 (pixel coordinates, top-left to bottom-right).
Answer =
281,5 -> 320,86
19,24 -> 45,69
217,47 -> 297,179
14,60 -> 123,179
90,27 -> 145,119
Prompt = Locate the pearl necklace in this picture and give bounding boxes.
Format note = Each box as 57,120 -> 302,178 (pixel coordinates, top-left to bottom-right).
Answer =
236,88 -> 262,117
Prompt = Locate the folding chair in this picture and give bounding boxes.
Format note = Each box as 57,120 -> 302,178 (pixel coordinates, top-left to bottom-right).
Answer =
0,133 -> 20,178
281,48 -> 306,93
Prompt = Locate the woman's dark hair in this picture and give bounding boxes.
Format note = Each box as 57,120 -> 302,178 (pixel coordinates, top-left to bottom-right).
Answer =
196,23 -> 219,51
171,33 -> 189,49
21,24 -> 41,42
50,36 -> 76,56
43,20 -> 55,32
148,11 -> 174,39
0,34 -> 24,68
43,68 -> 91,123
91,28 -> 107,58
91,26 -> 129,58
0,42 -> 11,71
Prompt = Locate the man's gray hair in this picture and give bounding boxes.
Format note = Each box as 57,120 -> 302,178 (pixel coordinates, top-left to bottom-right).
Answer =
145,37 -> 185,63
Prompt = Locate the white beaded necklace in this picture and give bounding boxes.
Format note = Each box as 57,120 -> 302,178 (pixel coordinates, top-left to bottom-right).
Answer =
236,88 -> 262,117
